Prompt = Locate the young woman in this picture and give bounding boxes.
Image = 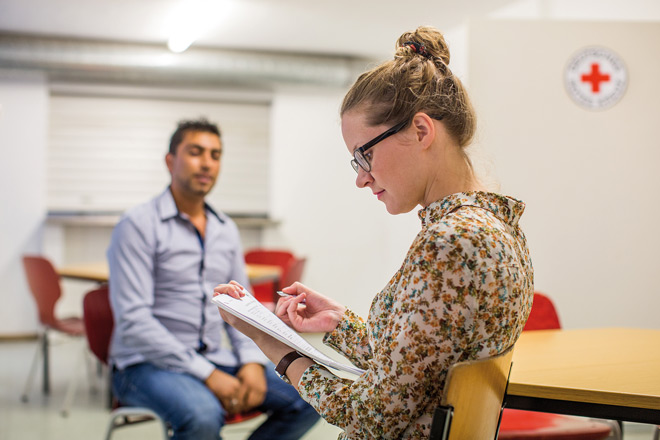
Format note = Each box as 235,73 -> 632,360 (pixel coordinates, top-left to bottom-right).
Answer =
214,26 -> 534,440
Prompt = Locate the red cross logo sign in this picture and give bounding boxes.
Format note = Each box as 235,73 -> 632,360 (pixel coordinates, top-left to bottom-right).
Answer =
564,47 -> 628,110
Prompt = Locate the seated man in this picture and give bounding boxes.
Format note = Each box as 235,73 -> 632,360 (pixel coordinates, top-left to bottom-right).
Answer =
107,118 -> 319,440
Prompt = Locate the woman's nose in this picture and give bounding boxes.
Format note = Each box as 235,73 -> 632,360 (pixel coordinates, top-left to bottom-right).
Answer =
355,166 -> 372,188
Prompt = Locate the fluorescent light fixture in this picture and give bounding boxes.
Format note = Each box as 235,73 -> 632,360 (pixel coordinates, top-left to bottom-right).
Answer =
166,0 -> 230,53
168,33 -> 198,53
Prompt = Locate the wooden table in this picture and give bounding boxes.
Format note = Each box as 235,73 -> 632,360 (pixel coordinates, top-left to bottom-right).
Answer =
57,262 -> 281,285
507,327 -> 660,425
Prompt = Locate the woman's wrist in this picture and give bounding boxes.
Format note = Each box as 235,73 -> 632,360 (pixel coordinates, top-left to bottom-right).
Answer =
327,306 -> 347,333
251,333 -> 296,363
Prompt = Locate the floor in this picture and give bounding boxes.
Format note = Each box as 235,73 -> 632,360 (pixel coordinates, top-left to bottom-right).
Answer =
0,335 -> 342,440
1,335 -> 656,440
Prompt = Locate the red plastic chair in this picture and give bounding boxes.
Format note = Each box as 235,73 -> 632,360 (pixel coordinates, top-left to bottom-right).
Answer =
520,293 -> 561,331
21,255 -> 86,404
83,286 -> 170,439
499,292 -> 616,440
244,249 -> 306,303
281,257 -> 307,288
83,286 -> 260,440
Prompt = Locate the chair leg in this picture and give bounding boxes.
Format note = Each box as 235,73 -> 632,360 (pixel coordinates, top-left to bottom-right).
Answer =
105,407 -> 171,440
60,342 -> 86,417
42,329 -> 50,395
108,370 -> 114,409
104,412 -> 120,440
85,348 -> 100,395
21,332 -> 45,402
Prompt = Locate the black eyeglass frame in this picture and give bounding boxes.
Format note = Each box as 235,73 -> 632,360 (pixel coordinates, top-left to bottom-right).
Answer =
350,119 -> 409,173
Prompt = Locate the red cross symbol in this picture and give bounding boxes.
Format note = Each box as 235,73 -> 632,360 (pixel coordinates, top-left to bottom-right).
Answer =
581,63 -> 610,93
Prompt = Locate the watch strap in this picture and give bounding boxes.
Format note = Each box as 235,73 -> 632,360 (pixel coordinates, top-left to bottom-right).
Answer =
275,351 -> 305,382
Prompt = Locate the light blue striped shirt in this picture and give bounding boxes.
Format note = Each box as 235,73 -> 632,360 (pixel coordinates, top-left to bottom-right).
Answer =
107,187 -> 267,380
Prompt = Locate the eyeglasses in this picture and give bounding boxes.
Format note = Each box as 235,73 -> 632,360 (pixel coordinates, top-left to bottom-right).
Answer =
350,120 -> 409,173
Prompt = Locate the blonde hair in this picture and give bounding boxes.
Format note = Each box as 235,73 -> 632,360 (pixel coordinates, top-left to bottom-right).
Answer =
341,26 -> 476,149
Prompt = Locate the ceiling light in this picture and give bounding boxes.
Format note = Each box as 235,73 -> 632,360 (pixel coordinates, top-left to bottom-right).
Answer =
165,0 -> 230,53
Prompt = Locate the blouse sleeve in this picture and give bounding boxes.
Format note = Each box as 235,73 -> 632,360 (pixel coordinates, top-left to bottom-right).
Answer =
297,231 -> 495,439
322,309 -> 373,370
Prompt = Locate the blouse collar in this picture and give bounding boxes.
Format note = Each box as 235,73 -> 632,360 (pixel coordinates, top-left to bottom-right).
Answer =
418,191 -> 525,228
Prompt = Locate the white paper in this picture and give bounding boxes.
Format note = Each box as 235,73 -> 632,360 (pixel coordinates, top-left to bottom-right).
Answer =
212,292 -> 365,376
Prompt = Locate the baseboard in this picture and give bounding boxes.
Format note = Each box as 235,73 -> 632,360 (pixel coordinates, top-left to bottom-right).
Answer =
0,332 -> 38,341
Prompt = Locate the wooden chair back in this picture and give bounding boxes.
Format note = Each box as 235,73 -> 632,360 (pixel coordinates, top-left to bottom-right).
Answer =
430,345 -> 514,440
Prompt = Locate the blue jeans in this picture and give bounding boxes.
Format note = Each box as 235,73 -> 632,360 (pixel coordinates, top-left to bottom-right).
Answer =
112,362 -> 320,440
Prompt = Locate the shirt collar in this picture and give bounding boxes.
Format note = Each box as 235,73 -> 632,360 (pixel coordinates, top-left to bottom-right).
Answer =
156,187 -> 225,224
418,191 -> 525,228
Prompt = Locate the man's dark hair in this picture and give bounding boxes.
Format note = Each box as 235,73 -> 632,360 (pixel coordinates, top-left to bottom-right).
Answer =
168,118 -> 221,155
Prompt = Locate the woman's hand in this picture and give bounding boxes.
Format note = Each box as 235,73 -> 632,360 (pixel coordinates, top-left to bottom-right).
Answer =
275,282 -> 346,333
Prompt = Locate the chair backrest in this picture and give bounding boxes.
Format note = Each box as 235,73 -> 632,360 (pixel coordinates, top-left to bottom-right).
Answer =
430,345 -> 515,440
244,248 -> 301,289
522,292 -> 561,331
280,257 -> 307,288
22,255 -> 62,327
244,249 -> 295,266
82,285 -> 114,365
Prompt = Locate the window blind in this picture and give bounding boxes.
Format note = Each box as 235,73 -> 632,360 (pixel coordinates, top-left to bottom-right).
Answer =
47,94 -> 270,215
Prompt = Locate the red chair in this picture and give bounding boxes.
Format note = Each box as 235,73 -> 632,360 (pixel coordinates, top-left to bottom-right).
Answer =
83,286 -> 260,440
244,249 -> 306,303
83,286 -> 170,439
21,255 -> 86,405
281,256 -> 307,288
498,292 -> 617,440
519,293 -> 561,331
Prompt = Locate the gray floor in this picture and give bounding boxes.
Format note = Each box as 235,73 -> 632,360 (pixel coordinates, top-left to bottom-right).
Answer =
0,335 -> 341,440
0,335 -> 656,440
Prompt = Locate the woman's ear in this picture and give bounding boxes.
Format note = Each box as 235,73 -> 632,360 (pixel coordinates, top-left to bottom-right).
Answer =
411,112 -> 436,150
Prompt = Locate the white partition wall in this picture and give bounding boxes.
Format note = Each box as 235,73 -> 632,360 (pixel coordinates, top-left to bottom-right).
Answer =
0,71 -> 49,336
468,20 -> 660,329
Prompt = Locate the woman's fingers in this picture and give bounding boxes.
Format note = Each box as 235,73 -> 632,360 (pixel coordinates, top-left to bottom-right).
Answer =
286,294 -> 306,328
275,295 -> 295,317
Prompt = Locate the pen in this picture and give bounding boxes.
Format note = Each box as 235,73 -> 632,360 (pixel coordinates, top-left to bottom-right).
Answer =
276,291 -> 306,304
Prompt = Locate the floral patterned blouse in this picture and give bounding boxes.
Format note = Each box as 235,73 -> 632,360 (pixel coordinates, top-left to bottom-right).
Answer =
297,192 -> 534,439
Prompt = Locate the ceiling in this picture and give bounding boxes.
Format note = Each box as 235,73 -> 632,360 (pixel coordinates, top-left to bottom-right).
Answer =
0,0 -> 518,59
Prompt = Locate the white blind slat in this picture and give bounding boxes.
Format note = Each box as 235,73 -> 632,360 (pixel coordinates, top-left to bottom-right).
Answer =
48,95 -> 270,214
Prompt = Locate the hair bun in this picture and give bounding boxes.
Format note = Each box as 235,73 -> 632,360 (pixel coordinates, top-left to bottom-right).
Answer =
396,26 -> 451,66
401,41 -> 433,59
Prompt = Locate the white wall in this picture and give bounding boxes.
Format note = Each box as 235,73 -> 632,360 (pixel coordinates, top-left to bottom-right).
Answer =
468,20 -> 660,329
265,88 -> 421,316
260,1 -> 660,326
0,70 -> 49,335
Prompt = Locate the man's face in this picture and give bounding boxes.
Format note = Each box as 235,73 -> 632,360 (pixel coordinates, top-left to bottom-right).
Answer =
166,130 -> 222,198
